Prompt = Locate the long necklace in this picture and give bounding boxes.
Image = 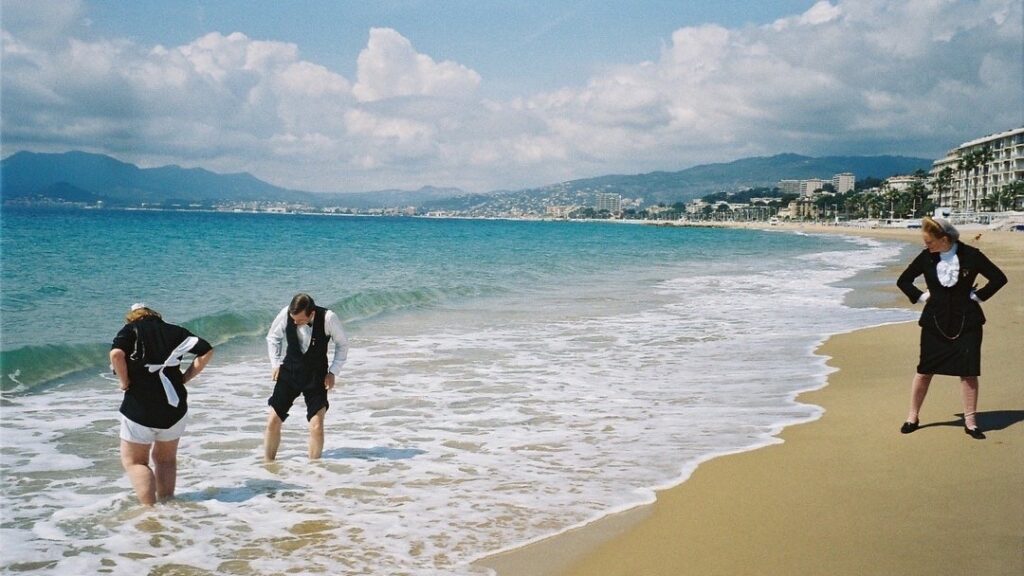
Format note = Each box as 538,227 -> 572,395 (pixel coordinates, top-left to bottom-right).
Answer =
933,314 -> 966,340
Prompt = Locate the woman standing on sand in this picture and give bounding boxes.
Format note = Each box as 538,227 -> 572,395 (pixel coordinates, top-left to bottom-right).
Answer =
896,216 -> 1007,439
110,304 -> 214,504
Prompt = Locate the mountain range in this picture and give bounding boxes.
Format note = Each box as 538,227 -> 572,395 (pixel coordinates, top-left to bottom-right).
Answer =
421,153 -> 934,213
0,151 -> 463,209
1,150 -> 933,210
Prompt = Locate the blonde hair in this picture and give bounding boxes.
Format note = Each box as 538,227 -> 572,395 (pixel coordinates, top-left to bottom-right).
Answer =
125,307 -> 161,323
921,216 -> 959,242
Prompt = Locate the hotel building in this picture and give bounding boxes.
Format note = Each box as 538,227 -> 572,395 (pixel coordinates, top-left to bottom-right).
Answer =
778,180 -> 801,195
778,174 -> 855,196
832,172 -> 855,194
930,127 -> 1024,212
799,179 -> 828,197
596,193 -> 622,214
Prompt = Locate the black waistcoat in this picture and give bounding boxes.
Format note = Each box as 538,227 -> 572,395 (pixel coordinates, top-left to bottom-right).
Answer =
282,306 -> 330,382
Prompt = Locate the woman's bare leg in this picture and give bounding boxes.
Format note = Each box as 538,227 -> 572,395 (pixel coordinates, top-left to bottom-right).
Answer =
151,439 -> 180,501
121,440 -> 156,505
906,373 -> 932,423
961,376 -> 980,430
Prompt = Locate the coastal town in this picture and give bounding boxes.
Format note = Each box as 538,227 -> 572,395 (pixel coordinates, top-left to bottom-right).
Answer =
5,127 -> 1023,230
395,126 -> 1024,227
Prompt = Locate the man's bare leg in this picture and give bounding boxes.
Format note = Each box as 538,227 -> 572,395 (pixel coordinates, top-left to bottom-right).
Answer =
264,410 -> 283,462
308,407 -> 326,459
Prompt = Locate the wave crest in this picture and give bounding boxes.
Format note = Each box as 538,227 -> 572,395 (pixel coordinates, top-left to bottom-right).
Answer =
1,285 -> 484,393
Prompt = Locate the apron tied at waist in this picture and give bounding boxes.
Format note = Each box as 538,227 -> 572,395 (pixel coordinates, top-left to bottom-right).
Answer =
145,336 -> 199,407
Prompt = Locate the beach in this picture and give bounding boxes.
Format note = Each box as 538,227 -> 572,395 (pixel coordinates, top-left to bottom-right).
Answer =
480,226 -> 1024,576
4,211 -> 925,575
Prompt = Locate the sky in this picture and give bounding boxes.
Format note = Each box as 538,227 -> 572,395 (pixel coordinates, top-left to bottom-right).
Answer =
2,0 -> 1022,193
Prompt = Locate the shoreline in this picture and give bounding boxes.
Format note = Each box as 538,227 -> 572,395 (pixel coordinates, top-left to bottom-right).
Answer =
477,227 -> 1024,576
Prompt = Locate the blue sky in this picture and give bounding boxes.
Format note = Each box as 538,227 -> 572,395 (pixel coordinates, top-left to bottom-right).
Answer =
3,0 -> 1022,193
79,1 -> 821,99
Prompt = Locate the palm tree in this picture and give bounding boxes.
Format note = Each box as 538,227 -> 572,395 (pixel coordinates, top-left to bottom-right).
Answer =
982,180 -> 1024,211
839,193 -> 858,219
813,194 -> 832,218
977,146 -> 995,167
1005,180 -> 1024,210
956,150 -> 977,211
863,193 -> 884,219
932,167 -> 954,208
956,146 -> 994,211
853,194 -> 870,219
881,188 -> 903,220
906,180 -> 929,218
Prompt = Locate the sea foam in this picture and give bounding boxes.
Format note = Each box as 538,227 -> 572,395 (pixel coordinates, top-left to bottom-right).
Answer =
0,231 -> 916,575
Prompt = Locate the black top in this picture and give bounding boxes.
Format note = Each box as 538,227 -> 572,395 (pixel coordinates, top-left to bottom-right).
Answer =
112,317 -> 212,428
281,305 -> 330,385
897,242 -> 1007,335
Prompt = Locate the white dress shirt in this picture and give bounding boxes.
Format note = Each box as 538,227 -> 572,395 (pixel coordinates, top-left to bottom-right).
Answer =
266,306 -> 348,374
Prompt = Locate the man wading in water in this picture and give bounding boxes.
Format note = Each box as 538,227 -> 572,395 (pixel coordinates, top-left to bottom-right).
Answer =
264,293 -> 349,461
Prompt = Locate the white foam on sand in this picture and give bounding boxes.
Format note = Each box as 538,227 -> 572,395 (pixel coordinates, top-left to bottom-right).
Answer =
0,236 -> 917,575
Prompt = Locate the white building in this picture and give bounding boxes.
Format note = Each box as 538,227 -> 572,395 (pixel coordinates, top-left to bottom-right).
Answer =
778,180 -> 801,195
884,175 -> 923,192
596,193 -> 622,213
779,174 -> 856,197
686,199 -> 708,214
546,205 -> 575,218
832,172 -> 855,194
930,127 -> 1024,212
800,179 -> 827,197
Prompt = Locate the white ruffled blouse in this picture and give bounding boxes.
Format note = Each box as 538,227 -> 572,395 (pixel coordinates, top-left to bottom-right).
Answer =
936,243 -> 959,288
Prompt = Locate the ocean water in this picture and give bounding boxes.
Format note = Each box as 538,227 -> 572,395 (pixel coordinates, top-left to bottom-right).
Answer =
0,208 -> 916,575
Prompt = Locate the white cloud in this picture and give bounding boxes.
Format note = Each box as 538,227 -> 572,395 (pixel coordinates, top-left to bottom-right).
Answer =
770,0 -> 842,29
515,0 -> 1022,173
1,0 -> 1021,193
0,0 -> 85,46
352,28 -> 481,102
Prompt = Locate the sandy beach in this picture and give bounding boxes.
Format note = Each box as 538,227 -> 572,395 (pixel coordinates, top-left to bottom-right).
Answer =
480,225 -> 1024,576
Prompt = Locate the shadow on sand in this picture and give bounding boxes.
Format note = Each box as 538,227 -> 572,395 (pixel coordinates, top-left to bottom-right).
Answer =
973,409 -> 1024,432
917,409 -> 1024,433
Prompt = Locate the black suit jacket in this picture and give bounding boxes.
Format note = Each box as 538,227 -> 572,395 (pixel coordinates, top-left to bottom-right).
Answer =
897,242 -> 1007,334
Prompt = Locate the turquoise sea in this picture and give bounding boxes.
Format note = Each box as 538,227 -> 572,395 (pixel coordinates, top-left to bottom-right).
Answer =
0,208 -> 915,575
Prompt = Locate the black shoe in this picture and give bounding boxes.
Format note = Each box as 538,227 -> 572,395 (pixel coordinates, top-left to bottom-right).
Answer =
964,425 -> 986,440
900,420 -> 919,434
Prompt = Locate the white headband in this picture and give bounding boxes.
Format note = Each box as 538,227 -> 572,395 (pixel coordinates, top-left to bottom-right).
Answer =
130,302 -> 147,311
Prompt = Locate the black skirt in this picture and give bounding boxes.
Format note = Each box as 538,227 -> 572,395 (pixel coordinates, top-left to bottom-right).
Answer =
917,324 -> 982,377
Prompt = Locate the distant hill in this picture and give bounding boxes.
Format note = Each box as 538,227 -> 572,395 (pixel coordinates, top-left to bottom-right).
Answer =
0,151 -> 467,208
2,150 -> 933,211
424,153 -> 934,213
573,152 -> 934,197
32,182 -> 102,203
0,150 -> 317,206
328,186 -> 469,209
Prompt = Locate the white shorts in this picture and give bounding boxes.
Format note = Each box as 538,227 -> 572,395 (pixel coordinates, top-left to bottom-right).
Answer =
120,414 -> 188,444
